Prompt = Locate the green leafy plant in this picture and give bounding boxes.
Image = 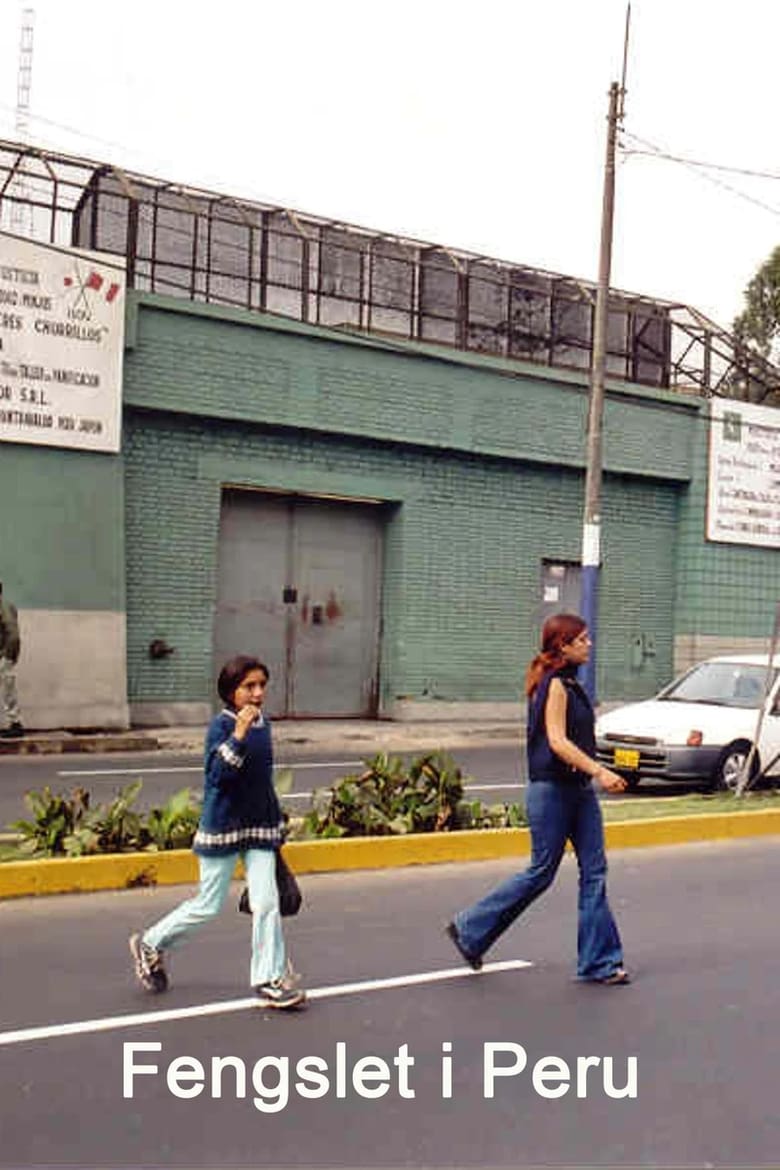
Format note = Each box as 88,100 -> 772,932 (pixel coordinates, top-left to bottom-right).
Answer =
7,758 -> 527,857
293,750 -> 526,839
10,785 -> 91,857
10,781 -> 203,858
141,787 -> 202,852
292,753 -> 453,837
452,798 -> 527,830
63,780 -> 146,856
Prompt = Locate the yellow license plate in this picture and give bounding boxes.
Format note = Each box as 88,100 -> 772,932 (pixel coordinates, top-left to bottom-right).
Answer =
614,748 -> 640,770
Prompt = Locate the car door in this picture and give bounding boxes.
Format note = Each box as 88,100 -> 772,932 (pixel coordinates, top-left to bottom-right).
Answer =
758,677 -> 780,776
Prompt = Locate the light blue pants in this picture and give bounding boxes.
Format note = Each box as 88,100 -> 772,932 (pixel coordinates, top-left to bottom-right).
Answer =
143,849 -> 285,988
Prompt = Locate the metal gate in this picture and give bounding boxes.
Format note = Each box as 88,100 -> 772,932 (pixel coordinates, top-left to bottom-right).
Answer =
214,490 -> 384,718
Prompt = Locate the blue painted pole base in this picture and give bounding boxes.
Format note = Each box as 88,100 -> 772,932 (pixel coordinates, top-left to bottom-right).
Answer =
580,563 -> 600,704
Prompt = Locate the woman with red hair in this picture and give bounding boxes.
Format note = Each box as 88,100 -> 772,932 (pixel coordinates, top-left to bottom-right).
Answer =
447,613 -> 631,984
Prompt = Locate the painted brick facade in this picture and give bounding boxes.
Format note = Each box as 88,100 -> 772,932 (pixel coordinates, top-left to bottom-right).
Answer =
7,287 -> 779,728
122,295 -> 692,716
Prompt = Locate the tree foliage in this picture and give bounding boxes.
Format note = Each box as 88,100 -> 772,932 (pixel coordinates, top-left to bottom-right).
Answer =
733,246 -> 780,361
727,246 -> 780,404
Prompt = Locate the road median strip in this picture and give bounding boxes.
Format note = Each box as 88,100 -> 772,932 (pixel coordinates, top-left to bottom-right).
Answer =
2,807 -> 780,899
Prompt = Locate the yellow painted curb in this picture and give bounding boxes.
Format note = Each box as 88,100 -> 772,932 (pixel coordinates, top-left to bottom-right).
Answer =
604,807 -> 780,849
1,808 -> 780,899
0,850 -> 198,899
285,827 -> 530,872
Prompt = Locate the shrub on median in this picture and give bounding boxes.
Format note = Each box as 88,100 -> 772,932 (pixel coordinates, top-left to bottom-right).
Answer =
10,781 -> 202,858
288,750 -> 527,840
6,751 -> 527,857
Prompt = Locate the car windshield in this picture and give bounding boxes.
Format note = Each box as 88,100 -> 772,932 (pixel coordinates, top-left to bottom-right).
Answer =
658,662 -> 775,709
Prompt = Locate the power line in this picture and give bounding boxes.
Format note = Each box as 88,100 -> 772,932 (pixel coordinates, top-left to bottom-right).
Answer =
622,132 -> 780,182
620,131 -> 780,219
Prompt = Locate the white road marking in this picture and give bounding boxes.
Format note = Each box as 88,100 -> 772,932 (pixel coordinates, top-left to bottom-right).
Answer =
57,766 -> 202,778
56,760 -> 365,778
466,782 -> 525,792
53,765 -> 524,798
0,959 -> 532,1047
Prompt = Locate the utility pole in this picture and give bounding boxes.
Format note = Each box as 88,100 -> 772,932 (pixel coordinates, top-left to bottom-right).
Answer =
580,78 -> 622,701
580,6 -> 630,701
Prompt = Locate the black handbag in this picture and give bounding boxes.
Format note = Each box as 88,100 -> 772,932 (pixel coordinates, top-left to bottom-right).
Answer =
238,849 -> 302,917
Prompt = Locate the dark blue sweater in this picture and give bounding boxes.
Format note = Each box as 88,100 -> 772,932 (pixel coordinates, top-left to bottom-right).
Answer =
527,666 -> 596,784
192,710 -> 284,856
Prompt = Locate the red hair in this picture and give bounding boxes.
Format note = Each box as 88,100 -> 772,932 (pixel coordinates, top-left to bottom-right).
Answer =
524,613 -> 587,697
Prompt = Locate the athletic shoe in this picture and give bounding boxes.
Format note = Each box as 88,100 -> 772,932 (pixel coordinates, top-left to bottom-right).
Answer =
129,932 -> 169,993
446,921 -> 483,971
254,979 -> 307,1010
0,722 -> 24,738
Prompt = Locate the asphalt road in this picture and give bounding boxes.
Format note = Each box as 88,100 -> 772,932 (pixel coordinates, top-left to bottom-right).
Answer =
1,837 -> 779,1168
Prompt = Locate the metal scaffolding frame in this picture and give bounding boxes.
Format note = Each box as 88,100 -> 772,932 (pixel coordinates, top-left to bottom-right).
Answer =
1,137 -> 777,403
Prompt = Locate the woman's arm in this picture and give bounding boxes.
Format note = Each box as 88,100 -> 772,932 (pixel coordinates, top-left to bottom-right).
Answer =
545,678 -> 627,793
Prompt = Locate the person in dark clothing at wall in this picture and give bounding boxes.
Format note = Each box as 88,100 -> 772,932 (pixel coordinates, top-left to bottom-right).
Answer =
0,582 -> 23,738
447,612 -> 631,984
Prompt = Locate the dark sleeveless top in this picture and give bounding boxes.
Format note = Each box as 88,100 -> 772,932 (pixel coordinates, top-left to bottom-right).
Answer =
527,665 -> 596,783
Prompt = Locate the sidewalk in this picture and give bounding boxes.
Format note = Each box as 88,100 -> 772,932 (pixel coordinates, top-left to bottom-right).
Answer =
0,717 -> 524,759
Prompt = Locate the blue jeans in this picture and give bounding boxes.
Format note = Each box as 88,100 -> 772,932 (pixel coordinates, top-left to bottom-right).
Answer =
454,779 -> 623,979
143,849 -> 285,988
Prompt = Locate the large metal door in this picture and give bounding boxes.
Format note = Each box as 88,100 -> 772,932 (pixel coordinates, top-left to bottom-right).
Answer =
214,490 -> 384,717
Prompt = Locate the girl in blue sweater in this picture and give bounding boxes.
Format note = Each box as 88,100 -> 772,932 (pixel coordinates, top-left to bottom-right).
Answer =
129,656 -> 306,1010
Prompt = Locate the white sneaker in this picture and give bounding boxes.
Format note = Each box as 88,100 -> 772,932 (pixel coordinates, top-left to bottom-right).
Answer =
254,978 -> 306,1010
129,932 -> 168,993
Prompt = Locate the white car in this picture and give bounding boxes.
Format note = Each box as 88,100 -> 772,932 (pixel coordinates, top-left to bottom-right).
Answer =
595,655 -> 780,792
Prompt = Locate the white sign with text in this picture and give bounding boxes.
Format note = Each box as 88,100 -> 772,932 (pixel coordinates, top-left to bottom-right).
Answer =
0,232 -> 125,453
707,398 -> 780,547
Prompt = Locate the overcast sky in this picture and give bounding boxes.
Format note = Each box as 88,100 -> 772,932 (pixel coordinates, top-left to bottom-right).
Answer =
1,0 -> 779,332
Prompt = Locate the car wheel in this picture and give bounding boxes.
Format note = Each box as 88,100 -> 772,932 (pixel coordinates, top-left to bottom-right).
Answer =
710,742 -> 759,793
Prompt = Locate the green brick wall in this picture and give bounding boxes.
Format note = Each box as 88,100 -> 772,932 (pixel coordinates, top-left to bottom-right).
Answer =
6,292 -> 776,727
122,293 -> 773,713
123,411 -> 679,709
124,295 -> 696,482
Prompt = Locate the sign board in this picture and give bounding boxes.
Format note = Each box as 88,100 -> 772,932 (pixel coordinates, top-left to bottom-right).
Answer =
0,232 -> 125,453
707,399 -> 780,547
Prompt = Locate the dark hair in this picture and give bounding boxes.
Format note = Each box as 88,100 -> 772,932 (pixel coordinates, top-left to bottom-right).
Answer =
524,613 -> 587,697
217,655 -> 270,706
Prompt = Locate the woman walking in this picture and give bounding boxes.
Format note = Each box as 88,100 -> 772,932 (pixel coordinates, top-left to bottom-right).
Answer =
447,613 -> 631,984
129,655 -> 306,1010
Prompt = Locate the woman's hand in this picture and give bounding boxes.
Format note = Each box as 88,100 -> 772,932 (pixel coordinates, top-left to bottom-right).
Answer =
594,766 -> 628,793
233,704 -> 260,741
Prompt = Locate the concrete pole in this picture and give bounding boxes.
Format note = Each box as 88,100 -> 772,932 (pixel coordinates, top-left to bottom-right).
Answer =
580,80 -> 621,703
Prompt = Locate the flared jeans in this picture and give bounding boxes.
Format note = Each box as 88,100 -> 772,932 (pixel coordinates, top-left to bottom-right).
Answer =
454,778 -> 623,979
143,849 -> 285,988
